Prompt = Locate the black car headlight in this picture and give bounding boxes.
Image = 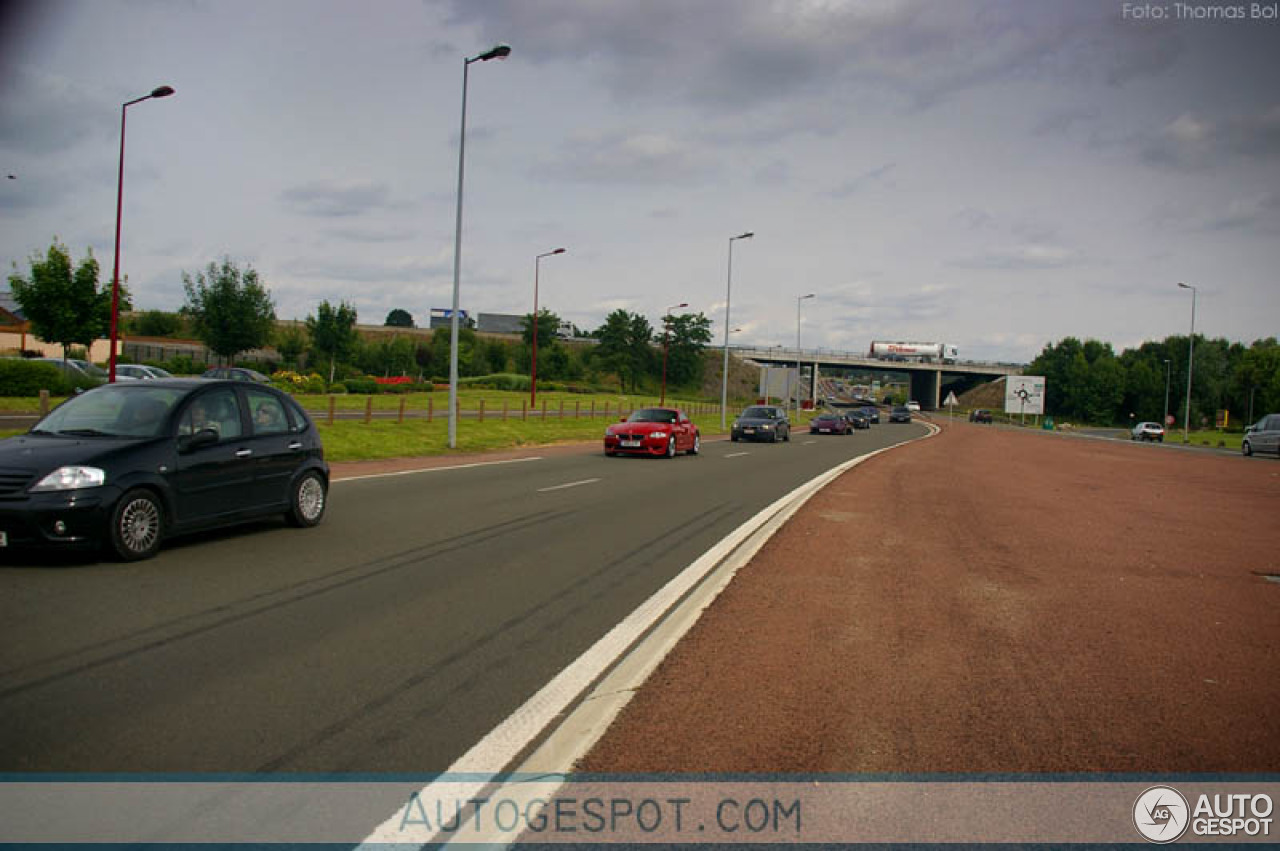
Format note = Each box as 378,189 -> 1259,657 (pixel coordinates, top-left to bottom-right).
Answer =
30,466 -> 106,492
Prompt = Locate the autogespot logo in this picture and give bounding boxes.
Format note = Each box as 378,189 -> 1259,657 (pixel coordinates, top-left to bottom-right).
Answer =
1134,786 -> 1190,843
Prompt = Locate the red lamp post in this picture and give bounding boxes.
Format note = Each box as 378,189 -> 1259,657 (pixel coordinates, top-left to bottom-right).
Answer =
109,85 -> 175,383
660,302 -> 688,406
530,247 -> 566,407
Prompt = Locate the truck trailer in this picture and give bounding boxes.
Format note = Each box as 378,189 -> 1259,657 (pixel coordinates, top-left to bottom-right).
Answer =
868,341 -> 958,364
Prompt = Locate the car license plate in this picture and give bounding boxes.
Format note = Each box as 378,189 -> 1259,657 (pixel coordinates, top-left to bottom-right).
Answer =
0,531 -> 6,547
744,428 -> 755,434
819,428 -> 831,433
621,439 -> 641,448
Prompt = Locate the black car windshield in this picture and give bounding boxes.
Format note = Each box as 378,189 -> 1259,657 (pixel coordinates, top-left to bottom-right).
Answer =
35,385 -> 186,438
741,407 -> 778,419
627,408 -> 677,423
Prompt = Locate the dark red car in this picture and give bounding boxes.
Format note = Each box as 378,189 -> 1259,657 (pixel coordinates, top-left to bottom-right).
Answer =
604,407 -> 701,458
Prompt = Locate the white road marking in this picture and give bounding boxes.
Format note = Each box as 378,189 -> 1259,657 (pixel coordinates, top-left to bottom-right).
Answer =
803,440 -> 818,444
536,478 -> 601,493
333,456 -> 542,483
725,451 -> 750,458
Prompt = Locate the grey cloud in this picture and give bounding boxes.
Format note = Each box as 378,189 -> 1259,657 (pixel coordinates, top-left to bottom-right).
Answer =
1202,193 -> 1280,233
280,180 -> 394,218
0,66 -> 114,155
950,244 -> 1077,270
825,163 -> 897,199
538,130 -> 713,185
1141,105 -> 1280,169
321,226 -> 418,244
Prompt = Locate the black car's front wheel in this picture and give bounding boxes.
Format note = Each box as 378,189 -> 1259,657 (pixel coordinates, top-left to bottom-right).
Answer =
286,470 -> 328,528
108,488 -> 164,561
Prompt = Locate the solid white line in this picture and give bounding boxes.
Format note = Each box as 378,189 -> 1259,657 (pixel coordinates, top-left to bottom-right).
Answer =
803,439 -> 818,444
536,478 -> 601,493
357,423 -> 939,847
333,456 -> 543,483
724,451 -> 750,458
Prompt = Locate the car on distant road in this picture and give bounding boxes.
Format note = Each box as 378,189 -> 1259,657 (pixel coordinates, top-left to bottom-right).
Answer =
115,364 -> 174,380
969,409 -> 993,423
1131,421 -> 1165,442
889,405 -> 913,423
809,412 -> 853,435
860,406 -> 880,424
201,367 -> 271,383
0,379 -> 328,560
905,400 -> 921,412
731,405 -> 791,443
1242,414 -> 1280,457
604,407 -> 700,458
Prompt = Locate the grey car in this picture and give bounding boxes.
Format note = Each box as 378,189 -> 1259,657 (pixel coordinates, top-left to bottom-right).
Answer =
731,405 -> 791,443
1242,414 -> 1280,457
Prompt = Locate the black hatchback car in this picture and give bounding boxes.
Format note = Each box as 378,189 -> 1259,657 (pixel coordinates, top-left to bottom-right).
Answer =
0,380 -> 328,561
731,405 -> 791,443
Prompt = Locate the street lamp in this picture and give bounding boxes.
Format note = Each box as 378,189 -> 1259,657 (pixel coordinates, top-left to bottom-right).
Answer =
109,84 -> 175,383
1162,358 -> 1171,430
795,293 -> 815,416
720,231 -> 753,428
530,247 -> 566,407
660,301 -> 688,405
448,43 -> 511,449
1178,282 -> 1196,444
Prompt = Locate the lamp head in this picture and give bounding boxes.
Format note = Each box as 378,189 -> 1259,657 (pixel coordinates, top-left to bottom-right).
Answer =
150,85 -> 175,98
479,44 -> 512,61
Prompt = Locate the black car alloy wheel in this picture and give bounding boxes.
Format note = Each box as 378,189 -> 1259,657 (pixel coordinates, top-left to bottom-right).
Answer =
287,471 -> 327,527
109,488 -> 164,561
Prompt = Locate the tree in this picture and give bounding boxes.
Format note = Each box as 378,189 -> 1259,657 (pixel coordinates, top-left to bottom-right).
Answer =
306,300 -> 360,384
129,309 -> 184,338
594,309 -> 654,391
8,239 -> 110,359
520,308 -> 561,347
384,308 -> 414,328
662,311 -> 713,387
182,259 -> 277,363
275,324 -> 308,369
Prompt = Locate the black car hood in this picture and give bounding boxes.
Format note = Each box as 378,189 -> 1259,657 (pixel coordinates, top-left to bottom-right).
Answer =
0,433 -> 152,474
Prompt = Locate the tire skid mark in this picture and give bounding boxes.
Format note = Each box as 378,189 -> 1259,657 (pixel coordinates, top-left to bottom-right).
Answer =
256,500 -> 741,772
0,510 -> 572,701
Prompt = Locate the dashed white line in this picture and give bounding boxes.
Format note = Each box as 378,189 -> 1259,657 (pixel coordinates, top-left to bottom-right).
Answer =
724,451 -> 750,458
536,478 -> 601,493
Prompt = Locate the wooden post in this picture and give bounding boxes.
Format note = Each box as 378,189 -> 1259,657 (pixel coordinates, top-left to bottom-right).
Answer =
39,389 -> 50,418
559,400 -> 565,419
503,401 -> 508,421
591,400 -> 596,419
575,400 -> 580,419
364,396 -> 373,424
542,399 -> 548,420
398,396 -> 406,424
479,399 -> 485,423
522,400 -> 527,421
427,396 -> 434,422
328,396 -> 335,426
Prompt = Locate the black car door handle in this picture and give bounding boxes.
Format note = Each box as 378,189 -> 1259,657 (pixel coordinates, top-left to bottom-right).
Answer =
235,448 -> 253,458
288,442 -> 303,451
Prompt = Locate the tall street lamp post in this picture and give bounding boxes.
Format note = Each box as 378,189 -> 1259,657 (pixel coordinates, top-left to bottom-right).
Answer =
109,84 -> 175,383
1162,358 -> 1171,429
795,293 -> 815,416
530,247 -> 566,408
660,302 -> 688,406
1178,282 -> 1196,444
720,231 -> 753,429
448,43 -> 510,449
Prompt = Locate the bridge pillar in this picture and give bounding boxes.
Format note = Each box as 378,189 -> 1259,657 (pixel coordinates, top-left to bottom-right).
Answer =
909,369 -> 941,410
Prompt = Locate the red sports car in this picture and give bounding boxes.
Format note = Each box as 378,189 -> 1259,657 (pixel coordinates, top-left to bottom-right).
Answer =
604,407 -> 701,458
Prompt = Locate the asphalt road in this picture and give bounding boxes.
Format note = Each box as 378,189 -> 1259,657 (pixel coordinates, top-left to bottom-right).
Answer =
0,423 -> 926,772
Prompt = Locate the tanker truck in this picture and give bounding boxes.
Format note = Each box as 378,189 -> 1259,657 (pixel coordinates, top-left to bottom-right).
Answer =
868,341 -> 958,364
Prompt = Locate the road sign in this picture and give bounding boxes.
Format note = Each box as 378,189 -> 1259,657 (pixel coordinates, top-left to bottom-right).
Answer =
943,391 -> 958,406
1004,376 -> 1045,416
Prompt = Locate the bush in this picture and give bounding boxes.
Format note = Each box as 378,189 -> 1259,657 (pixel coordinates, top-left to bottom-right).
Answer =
343,377 -> 378,394
458,373 -> 531,392
0,359 -> 72,396
329,383 -> 348,395
162,355 -> 201,376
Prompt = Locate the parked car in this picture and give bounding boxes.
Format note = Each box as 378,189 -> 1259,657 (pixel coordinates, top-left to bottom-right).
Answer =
1131,421 -> 1165,442
969,409 -> 993,423
30,358 -> 103,387
889,405 -> 913,423
115,364 -> 174,380
905,400 -> 921,412
604,407 -> 700,458
1242,414 -> 1280,457
0,379 -> 328,560
201,367 -> 271,383
846,409 -> 872,429
860,406 -> 880,424
809,412 -> 853,435
731,405 -> 791,443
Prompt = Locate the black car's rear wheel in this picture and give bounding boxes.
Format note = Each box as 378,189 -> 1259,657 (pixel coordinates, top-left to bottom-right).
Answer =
1243,440 -> 1253,457
109,488 -> 163,561
286,470 -> 328,527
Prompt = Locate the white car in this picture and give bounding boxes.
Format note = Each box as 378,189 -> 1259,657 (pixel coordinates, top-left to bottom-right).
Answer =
115,364 -> 174,380
905,400 -> 921,412
1131,421 -> 1165,442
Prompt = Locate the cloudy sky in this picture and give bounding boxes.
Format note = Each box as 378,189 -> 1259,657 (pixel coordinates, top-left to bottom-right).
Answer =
2,0 -> 1277,363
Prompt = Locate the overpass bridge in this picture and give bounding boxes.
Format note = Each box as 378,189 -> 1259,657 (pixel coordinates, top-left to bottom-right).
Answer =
730,346 -> 1023,411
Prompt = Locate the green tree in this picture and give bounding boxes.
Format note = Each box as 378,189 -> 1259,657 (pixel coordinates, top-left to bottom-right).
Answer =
662,311 -> 713,387
8,239 -> 110,359
129,309 -> 184,338
275,323 -> 308,369
520,308 -> 561,347
594,309 -> 654,392
306,300 -> 360,384
384,308 -> 414,328
181,258 -> 277,363
1234,338 -> 1280,424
